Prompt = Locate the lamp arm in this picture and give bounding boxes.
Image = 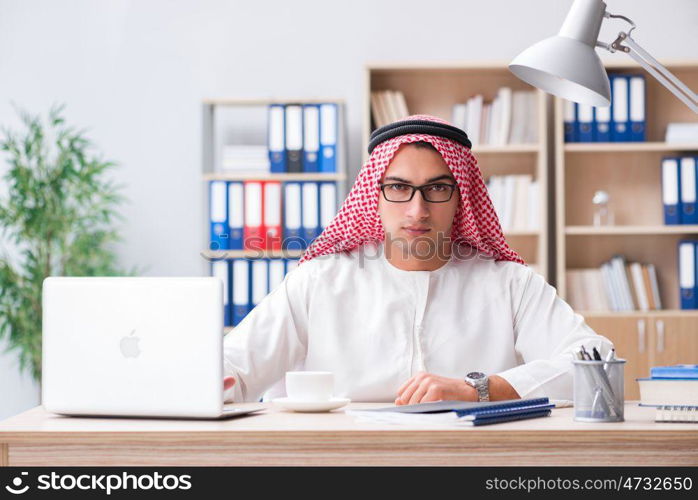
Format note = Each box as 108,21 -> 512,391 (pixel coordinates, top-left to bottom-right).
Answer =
597,10 -> 698,114
621,35 -> 697,113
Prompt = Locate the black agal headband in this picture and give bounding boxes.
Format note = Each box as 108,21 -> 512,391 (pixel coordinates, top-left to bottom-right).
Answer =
368,119 -> 472,154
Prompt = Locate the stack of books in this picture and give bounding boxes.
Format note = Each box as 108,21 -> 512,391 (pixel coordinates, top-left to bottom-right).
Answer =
486,174 -> 539,232
346,398 -> 554,427
564,73 -> 646,142
370,90 -> 410,128
638,364 -> 698,423
220,145 -> 270,173
566,255 -> 662,312
666,123 -> 698,143
451,88 -> 538,146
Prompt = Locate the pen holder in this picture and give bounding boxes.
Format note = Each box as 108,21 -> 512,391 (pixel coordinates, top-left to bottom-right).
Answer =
573,359 -> 626,422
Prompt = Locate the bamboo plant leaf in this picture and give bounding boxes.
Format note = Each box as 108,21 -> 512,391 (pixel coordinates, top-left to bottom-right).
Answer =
0,104 -> 130,380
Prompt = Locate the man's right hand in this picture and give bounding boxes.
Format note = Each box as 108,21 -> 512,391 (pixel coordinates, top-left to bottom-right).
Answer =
223,376 -> 236,391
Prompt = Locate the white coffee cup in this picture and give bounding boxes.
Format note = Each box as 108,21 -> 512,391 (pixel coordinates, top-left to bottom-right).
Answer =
285,371 -> 334,401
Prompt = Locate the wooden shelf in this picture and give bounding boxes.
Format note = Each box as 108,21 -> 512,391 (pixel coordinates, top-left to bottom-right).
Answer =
201,250 -> 305,260
566,225 -> 698,235
203,97 -> 346,106
505,230 -> 541,237
578,310 -> 698,318
471,144 -> 540,154
203,172 -> 347,182
564,142 -> 698,153
366,60 -> 523,71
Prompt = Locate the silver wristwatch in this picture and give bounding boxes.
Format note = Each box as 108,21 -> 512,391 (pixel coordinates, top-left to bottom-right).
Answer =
464,371 -> 490,402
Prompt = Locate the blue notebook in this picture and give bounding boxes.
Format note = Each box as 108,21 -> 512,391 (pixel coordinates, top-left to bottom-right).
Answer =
460,408 -> 553,426
349,398 -> 554,427
650,364 -> 698,379
454,402 -> 555,418
367,397 -> 551,415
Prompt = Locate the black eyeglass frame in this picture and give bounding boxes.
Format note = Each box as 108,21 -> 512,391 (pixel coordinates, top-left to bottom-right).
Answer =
379,182 -> 459,203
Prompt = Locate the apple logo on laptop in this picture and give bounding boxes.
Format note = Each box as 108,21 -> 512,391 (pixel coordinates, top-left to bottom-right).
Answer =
120,329 -> 141,358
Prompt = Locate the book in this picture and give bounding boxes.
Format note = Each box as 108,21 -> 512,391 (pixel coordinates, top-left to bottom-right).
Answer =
679,240 -> 697,309
650,364 -> 698,379
209,181 -> 229,251
365,397 -> 550,414
647,264 -> 662,309
641,264 -> 656,310
486,174 -> 539,232
629,74 -> 646,142
370,90 -> 410,128
284,105 -> 304,173
637,378 -> 698,406
460,408 -> 552,426
452,89 -> 537,146
302,104 -> 320,172
565,258 -> 662,312
346,398 -> 554,427
394,91 -> 409,119
370,91 -> 387,128
666,123 -> 698,143
220,145 -> 270,173
654,405 -> 698,423
496,87 -> 512,146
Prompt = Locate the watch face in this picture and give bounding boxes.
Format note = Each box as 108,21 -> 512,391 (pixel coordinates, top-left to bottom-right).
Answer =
466,371 -> 485,380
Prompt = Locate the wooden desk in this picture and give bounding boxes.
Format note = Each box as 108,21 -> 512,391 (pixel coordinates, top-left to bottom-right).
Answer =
1,402 -> 696,466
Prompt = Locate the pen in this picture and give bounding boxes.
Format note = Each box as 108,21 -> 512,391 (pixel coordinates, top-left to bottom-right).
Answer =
592,347 -> 602,361
590,388 -> 605,419
586,349 -> 621,417
603,348 -> 615,374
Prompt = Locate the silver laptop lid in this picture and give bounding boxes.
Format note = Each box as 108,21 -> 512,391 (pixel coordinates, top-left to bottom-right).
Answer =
42,277 -> 224,418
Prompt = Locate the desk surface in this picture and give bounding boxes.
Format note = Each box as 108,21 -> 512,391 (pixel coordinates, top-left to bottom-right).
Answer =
1,402 -> 697,466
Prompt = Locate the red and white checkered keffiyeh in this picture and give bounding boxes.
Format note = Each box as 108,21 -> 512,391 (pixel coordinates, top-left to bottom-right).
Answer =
299,114 -> 525,265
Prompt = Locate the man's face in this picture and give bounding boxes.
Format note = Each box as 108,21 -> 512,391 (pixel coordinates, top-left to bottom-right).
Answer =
378,144 -> 460,248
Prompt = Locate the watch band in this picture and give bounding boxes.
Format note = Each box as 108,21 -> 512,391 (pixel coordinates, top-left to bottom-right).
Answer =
474,382 -> 490,402
464,372 -> 490,402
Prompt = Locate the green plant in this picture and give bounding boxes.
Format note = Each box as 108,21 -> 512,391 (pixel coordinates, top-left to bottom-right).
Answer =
0,104 -> 133,381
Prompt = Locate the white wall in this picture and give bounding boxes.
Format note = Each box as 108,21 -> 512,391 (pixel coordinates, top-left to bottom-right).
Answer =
0,0 -> 696,419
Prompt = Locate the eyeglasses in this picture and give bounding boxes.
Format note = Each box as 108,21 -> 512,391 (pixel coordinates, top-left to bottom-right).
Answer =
379,182 -> 459,203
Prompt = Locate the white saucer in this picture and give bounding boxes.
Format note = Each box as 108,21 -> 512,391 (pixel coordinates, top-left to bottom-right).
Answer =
272,397 -> 351,412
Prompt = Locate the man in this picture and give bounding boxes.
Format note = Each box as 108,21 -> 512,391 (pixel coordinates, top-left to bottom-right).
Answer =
222,115 -> 612,404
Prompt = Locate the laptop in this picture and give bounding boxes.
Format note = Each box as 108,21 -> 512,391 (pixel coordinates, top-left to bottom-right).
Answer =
42,276 -> 263,420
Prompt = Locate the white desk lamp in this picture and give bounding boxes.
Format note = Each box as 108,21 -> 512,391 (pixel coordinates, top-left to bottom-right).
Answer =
508,0 -> 698,113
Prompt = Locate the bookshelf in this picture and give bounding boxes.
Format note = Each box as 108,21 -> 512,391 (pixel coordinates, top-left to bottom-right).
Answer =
553,60 -> 698,398
202,98 -> 348,334
203,173 -> 345,182
554,60 -> 698,311
364,61 -> 551,279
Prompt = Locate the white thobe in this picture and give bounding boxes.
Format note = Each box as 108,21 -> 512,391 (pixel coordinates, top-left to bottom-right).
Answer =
223,241 -> 613,403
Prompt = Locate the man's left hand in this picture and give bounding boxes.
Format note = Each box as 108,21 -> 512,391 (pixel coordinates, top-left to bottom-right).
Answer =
395,371 -> 477,405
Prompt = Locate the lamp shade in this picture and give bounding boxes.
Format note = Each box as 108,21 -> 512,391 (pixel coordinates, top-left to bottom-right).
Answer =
508,0 -> 611,107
